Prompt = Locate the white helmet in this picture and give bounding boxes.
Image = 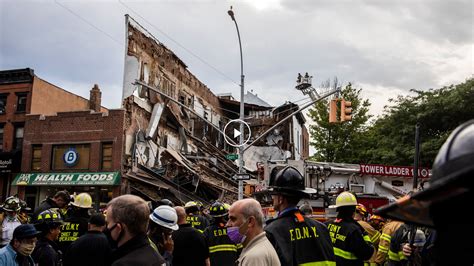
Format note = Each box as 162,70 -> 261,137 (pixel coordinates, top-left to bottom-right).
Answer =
149,205 -> 178,231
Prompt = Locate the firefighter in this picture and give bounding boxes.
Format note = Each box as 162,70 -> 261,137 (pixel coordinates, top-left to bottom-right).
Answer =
354,203 -> 380,266
0,196 -> 22,248
373,218 -> 404,265
387,225 -> 426,266
203,201 -> 240,266
32,209 -> 64,266
327,192 -> 374,265
376,120 -> 474,264
368,215 -> 385,231
264,166 -> 335,266
58,193 -> 92,253
18,199 -> 32,224
184,201 -> 209,233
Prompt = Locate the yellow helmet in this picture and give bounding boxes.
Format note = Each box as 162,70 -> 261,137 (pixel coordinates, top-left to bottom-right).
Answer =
71,193 -> 93,208
331,192 -> 357,208
184,201 -> 198,209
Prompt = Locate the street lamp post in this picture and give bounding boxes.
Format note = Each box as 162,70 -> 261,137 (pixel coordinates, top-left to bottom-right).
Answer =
228,7 -> 245,200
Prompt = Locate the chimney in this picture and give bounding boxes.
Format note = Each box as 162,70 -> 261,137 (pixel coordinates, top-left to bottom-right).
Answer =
89,84 -> 102,112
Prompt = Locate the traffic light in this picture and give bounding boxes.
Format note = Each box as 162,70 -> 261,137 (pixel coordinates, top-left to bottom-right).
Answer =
329,99 -> 338,123
340,99 -> 352,122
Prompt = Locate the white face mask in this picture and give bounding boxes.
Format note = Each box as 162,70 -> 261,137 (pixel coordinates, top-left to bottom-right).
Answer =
17,242 -> 36,256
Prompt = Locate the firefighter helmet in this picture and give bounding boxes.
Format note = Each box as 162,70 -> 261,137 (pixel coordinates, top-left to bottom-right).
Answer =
267,166 -> 316,198
2,196 -> 21,212
157,198 -> 174,207
184,201 -> 197,208
71,193 -> 93,208
20,199 -> 31,212
149,205 -> 179,231
330,192 -> 358,209
223,203 -> 231,211
356,203 -> 368,217
35,209 -> 63,225
209,202 -> 228,218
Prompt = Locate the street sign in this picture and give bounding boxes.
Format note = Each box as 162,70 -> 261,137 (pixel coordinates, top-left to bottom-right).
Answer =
225,153 -> 239,161
232,173 -> 250,181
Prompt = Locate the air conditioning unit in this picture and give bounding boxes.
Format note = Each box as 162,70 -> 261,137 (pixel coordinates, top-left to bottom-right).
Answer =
349,184 -> 365,194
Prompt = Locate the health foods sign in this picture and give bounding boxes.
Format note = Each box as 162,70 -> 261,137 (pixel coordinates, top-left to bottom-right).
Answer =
13,172 -> 120,186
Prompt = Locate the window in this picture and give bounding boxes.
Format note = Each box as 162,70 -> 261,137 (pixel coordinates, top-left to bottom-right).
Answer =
14,126 -> 24,150
16,93 -> 27,112
101,143 -> 113,170
0,94 -> 7,114
32,145 -> 42,171
52,144 -> 90,170
0,125 -> 4,151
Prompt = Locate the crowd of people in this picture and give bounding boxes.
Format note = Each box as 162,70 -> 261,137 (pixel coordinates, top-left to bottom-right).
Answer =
0,120 -> 472,266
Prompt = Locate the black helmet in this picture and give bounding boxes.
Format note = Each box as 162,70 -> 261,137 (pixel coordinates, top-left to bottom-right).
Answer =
209,202 -> 228,218
20,199 -> 31,212
267,166 -> 316,198
157,198 -> 174,207
376,120 -> 474,227
35,209 -> 63,226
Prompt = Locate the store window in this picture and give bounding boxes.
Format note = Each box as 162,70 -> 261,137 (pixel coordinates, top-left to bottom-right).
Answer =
0,94 -> 7,114
52,144 -> 90,170
32,145 -> 42,171
16,93 -> 27,112
14,126 -> 24,150
101,142 -> 113,170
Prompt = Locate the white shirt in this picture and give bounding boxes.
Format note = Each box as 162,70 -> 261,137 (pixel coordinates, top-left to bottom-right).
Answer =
1,216 -> 21,246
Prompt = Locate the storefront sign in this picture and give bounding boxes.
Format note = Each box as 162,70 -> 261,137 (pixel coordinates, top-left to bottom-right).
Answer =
13,172 -> 121,186
359,164 -> 430,178
0,151 -> 21,173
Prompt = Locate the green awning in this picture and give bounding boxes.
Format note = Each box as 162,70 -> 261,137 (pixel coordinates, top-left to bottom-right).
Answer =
13,172 -> 121,186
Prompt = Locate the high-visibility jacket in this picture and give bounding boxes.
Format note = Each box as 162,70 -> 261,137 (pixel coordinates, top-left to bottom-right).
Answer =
374,220 -> 403,265
265,208 -> 335,266
387,224 -> 409,266
357,220 -> 380,266
203,223 -> 241,266
327,218 -> 374,266
186,214 -> 209,233
58,215 -> 89,253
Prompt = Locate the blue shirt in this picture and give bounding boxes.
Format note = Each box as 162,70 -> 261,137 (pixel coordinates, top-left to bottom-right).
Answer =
0,244 -> 34,266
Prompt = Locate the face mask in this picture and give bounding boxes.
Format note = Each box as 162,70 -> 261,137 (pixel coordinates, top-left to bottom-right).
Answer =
227,220 -> 248,244
104,223 -> 122,248
17,242 -> 36,256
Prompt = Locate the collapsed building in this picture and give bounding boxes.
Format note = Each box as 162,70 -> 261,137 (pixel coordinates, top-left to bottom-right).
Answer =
121,15 -> 309,205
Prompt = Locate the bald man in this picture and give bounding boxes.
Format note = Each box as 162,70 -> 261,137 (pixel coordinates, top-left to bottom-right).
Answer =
227,199 -> 280,266
172,206 -> 210,266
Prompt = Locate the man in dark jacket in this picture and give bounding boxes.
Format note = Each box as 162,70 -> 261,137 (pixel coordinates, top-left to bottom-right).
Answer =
327,192 -> 374,266
32,191 -> 70,223
107,194 -> 165,266
172,206 -> 209,266
64,213 -> 111,266
264,166 -> 335,266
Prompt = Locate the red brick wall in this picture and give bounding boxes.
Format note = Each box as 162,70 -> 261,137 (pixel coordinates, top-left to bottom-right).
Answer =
22,109 -> 125,172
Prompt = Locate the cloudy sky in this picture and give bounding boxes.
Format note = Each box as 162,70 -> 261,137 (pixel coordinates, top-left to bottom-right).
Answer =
1,0 -> 472,118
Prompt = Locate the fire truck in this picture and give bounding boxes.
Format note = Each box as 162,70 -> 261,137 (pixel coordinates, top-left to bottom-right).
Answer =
253,160 -> 431,221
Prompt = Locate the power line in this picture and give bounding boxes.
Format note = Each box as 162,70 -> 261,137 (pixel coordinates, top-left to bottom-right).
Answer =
118,0 -> 240,87
54,0 -> 123,46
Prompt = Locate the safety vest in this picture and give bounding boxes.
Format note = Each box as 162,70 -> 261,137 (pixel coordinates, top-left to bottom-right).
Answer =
203,223 -> 241,266
265,208 -> 336,266
327,218 -> 374,266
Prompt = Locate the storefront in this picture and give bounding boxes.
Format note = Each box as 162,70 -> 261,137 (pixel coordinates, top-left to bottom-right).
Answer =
12,172 -> 121,212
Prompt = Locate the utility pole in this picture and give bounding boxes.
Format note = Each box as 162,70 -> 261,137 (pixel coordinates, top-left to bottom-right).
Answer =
228,6 -> 245,200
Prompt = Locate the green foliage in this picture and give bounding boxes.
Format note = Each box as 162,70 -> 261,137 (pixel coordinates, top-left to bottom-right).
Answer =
308,78 -> 474,166
363,78 -> 474,166
308,82 -> 371,162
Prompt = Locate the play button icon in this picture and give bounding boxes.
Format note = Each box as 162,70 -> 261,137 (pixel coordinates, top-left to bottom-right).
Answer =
223,119 -> 251,148
233,128 -> 241,138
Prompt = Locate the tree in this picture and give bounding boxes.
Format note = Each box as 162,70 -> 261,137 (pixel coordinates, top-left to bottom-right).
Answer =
364,78 -> 474,166
308,81 -> 372,162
